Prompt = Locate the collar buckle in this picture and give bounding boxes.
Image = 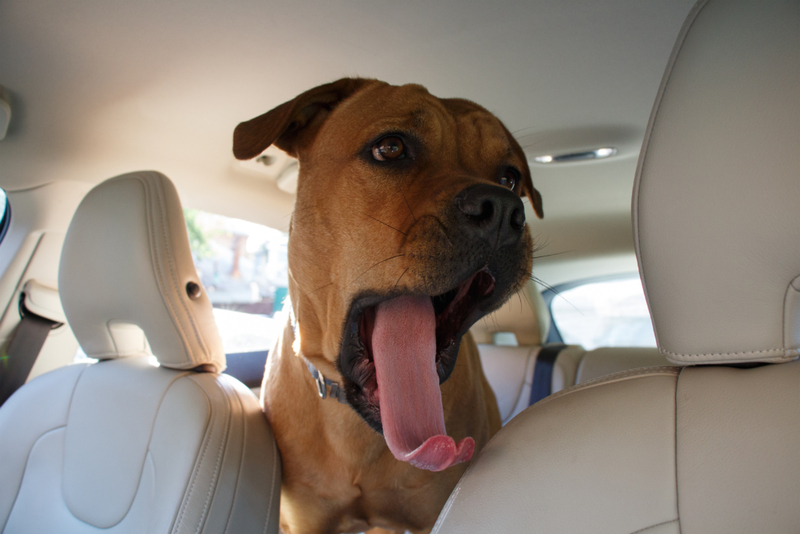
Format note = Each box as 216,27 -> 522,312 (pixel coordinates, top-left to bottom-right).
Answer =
306,359 -> 348,404
315,372 -> 327,399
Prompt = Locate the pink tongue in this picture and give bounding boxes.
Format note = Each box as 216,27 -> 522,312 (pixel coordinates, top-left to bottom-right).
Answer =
372,295 -> 474,472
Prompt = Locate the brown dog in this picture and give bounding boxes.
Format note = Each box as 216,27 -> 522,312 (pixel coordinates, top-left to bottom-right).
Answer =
233,78 -> 543,534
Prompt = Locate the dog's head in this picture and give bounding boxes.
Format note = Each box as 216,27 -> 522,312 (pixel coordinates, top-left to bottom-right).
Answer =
234,78 -> 542,467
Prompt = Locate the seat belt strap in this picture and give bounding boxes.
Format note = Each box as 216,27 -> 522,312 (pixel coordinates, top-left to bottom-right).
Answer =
529,343 -> 566,406
0,296 -> 61,406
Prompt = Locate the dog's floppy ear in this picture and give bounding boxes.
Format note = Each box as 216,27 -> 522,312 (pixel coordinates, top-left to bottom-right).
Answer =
233,78 -> 376,160
520,169 -> 544,219
503,126 -> 544,219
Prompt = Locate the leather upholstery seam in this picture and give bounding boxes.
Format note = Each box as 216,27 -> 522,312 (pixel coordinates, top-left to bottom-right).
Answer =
140,176 -> 186,360
172,376 -> 215,533
97,368 -> 195,530
190,376 -> 231,534
674,367 -> 683,534
630,518 -> 679,534
138,174 -> 206,368
1,426 -> 66,532
59,364 -> 93,524
223,383 -> 247,534
150,175 -> 212,364
661,347 -> 800,359
536,366 -> 680,408
262,434 -> 280,534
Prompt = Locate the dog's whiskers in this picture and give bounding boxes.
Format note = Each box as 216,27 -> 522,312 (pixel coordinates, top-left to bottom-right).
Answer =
308,282 -> 334,295
352,254 -> 405,284
363,213 -> 407,236
401,190 -> 417,224
394,268 -> 410,288
517,292 -> 527,313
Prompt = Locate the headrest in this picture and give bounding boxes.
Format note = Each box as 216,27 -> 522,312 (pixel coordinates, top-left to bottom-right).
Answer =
59,171 -> 225,372
633,0 -> 800,365
471,280 -> 550,346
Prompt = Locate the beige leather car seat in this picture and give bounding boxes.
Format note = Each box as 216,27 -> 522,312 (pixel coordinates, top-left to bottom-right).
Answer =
574,346 -> 671,384
433,1 -> 800,532
470,281 -> 584,424
475,282 -> 673,423
0,172 -> 281,533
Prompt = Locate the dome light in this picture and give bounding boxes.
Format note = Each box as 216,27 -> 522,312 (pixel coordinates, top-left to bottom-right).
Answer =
533,147 -> 617,164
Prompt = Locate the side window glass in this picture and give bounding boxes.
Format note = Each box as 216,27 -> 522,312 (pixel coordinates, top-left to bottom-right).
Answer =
74,208 -> 289,371
550,277 -> 656,350
184,208 -> 289,354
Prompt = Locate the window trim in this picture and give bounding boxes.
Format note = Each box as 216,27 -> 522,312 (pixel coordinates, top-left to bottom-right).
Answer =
0,192 -> 11,245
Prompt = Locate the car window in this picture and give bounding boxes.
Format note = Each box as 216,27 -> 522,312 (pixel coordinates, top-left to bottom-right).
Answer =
73,209 -> 288,374
184,208 -> 288,354
550,277 -> 656,350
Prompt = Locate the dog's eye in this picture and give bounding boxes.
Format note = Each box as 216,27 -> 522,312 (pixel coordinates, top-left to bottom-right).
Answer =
498,169 -> 517,191
372,136 -> 405,161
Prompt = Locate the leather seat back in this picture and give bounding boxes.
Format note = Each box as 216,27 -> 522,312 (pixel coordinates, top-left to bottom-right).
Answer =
471,280 -> 553,423
433,1 -> 800,532
0,171 -> 281,533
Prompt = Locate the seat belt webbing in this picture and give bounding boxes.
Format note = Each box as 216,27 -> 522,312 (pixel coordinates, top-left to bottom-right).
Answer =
0,298 -> 60,406
529,343 -> 566,406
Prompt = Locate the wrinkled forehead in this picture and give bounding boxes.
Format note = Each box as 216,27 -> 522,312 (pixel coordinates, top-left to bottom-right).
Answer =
319,83 -> 517,160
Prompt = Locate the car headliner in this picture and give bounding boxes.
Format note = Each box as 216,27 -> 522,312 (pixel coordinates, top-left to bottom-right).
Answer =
0,0 -> 696,286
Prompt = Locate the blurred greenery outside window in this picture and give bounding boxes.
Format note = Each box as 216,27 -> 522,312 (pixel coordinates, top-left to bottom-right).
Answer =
184,208 -> 289,354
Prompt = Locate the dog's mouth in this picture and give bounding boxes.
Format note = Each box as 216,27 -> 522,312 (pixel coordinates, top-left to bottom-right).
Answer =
338,268 -> 495,471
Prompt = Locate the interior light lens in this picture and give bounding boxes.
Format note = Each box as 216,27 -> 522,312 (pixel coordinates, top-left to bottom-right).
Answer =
533,147 -> 617,164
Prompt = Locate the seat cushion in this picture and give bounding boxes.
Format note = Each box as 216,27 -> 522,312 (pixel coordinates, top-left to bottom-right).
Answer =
575,346 -> 671,384
0,358 -> 280,534
477,344 -> 538,423
434,366 -> 682,534
434,361 -> 800,534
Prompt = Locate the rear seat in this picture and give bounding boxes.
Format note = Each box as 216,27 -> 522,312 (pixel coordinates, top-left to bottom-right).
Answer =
472,281 -> 674,425
470,281 -> 557,425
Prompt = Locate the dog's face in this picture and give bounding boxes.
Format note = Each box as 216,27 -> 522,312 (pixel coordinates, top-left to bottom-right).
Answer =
234,78 -> 542,439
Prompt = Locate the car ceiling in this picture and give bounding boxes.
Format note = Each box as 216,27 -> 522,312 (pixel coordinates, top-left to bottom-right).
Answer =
0,0 -> 696,286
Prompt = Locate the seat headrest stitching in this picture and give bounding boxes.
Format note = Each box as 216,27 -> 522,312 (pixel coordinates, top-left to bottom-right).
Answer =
147,176 -> 196,363
633,0 -> 709,355
662,347 -> 800,359
140,177 -> 188,364
143,175 -> 206,365
153,175 -> 214,362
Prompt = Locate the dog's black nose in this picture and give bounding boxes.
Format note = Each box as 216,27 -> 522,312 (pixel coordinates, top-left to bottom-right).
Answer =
454,184 -> 526,248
